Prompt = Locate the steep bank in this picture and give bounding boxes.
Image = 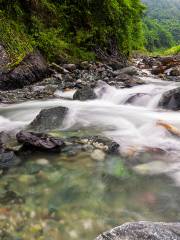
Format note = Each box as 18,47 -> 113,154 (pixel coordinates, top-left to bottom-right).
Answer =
0,0 -> 144,66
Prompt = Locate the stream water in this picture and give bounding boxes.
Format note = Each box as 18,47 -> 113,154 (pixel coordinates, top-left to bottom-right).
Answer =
0,77 -> 180,239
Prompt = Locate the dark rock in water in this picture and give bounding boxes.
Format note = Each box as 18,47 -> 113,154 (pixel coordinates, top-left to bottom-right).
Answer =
29,106 -> 68,132
0,151 -> 20,169
0,132 -> 20,169
73,87 -> 97,101
158,87 -> 180,110
96,221 -> 180,240
16,131 -> 65,152
0,51 -> 49,90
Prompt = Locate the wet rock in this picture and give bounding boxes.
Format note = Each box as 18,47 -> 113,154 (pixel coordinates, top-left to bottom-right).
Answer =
158,87 -> 180,110
83,136 -> 120,154
0,51 -> 49,90
91,149 -> 106,161
16,131 -> 65,152
29,106 -> 68,132
0,151 -> 20,169
96,221 -> 180,240
170,66 -> 180,76
0,132 -> 20,168
73,87 -> 97,101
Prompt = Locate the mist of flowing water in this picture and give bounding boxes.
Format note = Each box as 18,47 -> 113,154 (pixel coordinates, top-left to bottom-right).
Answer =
1,79 -> 180,181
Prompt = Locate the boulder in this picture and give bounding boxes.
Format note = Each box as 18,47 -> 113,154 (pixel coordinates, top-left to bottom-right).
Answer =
0,51 -> 49,90
29,106 -> 68,132
158,87 -> 180,110
16,131 -> 65,152
96,221 -> 180,240
73,87 -> 97,101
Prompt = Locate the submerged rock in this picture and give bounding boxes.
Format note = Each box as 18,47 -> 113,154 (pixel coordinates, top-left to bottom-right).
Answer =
0,51 -> 49,90
0,132 -> 20,168
158,87 -> 180,110
29,106 -> 68,132
73,87 -> 97,101
96,221 -> 180,240
0,151 -> 20,169
16,131 -> 65,152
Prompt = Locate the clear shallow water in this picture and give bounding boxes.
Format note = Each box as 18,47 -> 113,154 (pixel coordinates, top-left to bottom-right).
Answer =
0,154 -> 180,240
1,79 -> 180,239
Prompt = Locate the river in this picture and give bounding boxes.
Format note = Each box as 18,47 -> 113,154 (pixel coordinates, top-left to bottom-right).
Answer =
0,75 -> 180,239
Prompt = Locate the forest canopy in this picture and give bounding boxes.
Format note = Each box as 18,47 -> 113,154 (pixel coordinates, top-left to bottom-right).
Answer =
142,0 -> 180,51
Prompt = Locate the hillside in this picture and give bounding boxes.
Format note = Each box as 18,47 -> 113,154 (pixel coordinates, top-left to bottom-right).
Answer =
142,0 -> 180,51
0,0 -> 144,65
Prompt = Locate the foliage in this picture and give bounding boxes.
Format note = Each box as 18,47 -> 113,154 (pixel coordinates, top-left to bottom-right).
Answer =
0,0 -> 145,63
142,0 -> 180,51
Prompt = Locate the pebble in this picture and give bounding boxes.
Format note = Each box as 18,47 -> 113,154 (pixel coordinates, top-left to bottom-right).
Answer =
36,158 -> 49,165
91,149 -> 106,161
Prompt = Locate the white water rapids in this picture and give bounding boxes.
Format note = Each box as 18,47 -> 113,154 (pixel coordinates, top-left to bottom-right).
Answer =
1,77 -> 180,184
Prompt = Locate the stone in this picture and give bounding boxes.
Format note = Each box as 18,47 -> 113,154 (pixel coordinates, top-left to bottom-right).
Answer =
96,221 -> 180,240
158,87 -> 180,110
0,51 -> 49,90
63,64 -> 76,71
28,106 -> 68,132
16,131 -> 65,152
50,63 -> 69,74
73,87 -> 97,101
119,66 -> 139,76
170,66 -> 180,76
0,151 -> 20,169
91,149 -> 106,161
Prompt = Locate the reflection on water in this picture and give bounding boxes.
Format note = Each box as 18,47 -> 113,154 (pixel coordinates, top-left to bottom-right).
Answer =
0,153 -> 180,240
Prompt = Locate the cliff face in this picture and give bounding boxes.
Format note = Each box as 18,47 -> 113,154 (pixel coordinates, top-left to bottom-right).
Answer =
0,0 -> 145,64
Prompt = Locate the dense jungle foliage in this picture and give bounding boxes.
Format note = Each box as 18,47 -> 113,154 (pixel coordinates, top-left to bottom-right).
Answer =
142,0 -> 180,51
0,0 -> 145,64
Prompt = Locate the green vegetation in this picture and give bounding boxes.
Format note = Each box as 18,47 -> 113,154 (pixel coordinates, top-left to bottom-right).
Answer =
0,0 -> 145,64
142,0 -> 180,52
151,45 -> 180,56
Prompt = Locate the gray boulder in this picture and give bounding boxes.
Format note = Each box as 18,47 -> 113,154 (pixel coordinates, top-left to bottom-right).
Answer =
96,221 -> 180,240
29,106 -> 68,132
158,87 -> 180,110
0,51 -> 49,90
73,87 -> 97,101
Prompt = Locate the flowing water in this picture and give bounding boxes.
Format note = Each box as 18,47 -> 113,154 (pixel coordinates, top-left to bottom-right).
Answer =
1,77 -> 180,239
